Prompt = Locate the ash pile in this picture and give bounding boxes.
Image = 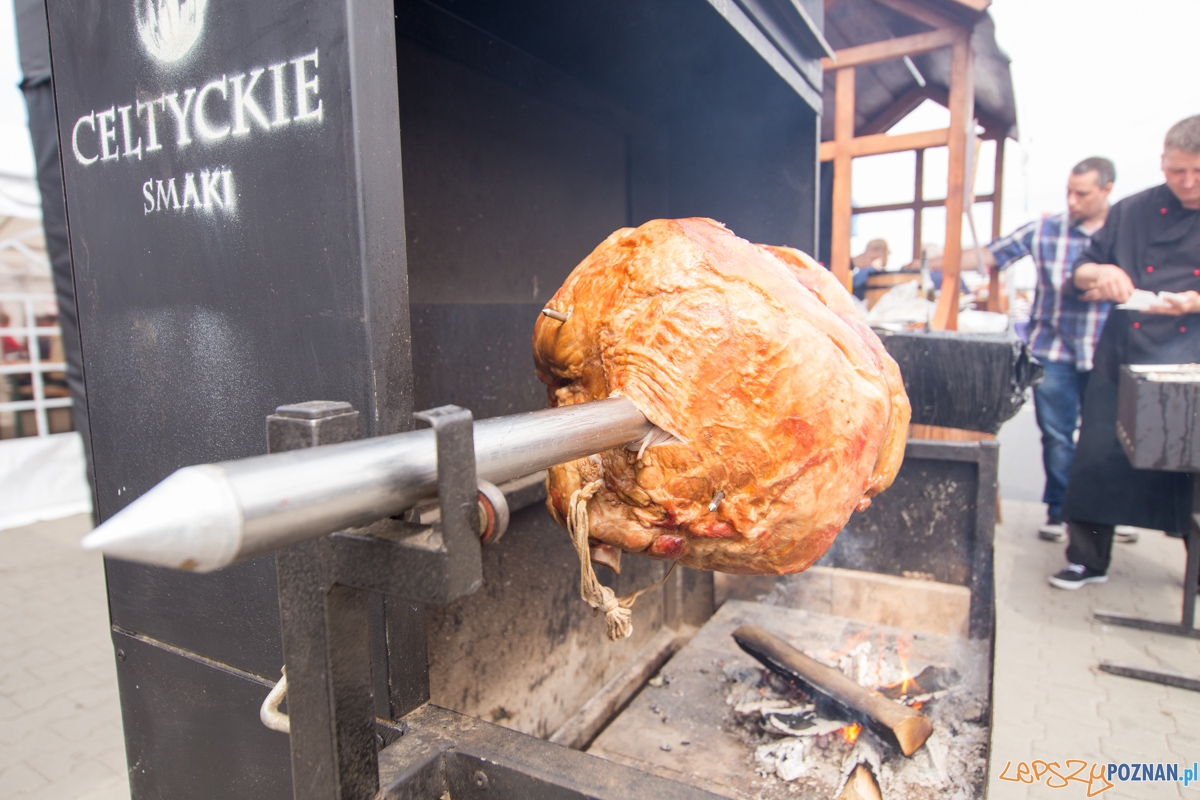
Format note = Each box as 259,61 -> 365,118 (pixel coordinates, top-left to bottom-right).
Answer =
724,632 -> 989,799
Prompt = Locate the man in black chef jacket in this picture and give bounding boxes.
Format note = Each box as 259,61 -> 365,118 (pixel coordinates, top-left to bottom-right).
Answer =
1049,115 -> 1200,590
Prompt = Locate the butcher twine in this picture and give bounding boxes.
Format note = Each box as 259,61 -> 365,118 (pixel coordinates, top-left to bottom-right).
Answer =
567,478 -> 675,641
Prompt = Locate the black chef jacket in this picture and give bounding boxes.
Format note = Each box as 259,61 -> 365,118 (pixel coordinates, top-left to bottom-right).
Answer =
1062,184 -> 1200,533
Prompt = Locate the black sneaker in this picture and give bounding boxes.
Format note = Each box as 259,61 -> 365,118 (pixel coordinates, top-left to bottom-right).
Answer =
1048,563 -> 1108,590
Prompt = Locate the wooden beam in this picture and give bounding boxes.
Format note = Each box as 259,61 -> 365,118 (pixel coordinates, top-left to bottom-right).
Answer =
870,0 -> 959,29
853,192 -> 994,215
913,148 -> 925,261
822,27 -> 962,71
986,138 -> 1006,312
830,67 -> 856,289
820,127 -> 949,161
932,30 -> 973,331
858,85 -> 929,137
990,139 -> 1005,239
954,0 -> 991,13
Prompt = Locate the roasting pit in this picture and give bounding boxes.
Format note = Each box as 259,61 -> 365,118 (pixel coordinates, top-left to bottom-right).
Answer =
589,600 -> 992,799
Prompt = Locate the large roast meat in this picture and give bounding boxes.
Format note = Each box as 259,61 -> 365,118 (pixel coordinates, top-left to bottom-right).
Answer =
533,218 -> 910,577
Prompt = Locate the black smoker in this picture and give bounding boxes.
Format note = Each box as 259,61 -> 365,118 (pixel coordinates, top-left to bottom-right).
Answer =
45,0 -> 827,797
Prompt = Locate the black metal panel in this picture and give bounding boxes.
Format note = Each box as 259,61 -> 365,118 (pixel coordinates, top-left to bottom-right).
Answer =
106,557 -> 284,680
112,628 -> 293,800
820,440 -> 999,638
416,0 -> 821,122
878,329 -> 1043,434
47,0 -> 412,794
398,0 -> 818,254
410,304 -> 547,418
1117,366 -> 1200,472
396,34 -> 639,306
666,107 -> 819,250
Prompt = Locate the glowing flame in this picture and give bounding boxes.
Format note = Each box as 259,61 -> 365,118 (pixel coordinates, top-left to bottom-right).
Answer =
841,723 -> 862,744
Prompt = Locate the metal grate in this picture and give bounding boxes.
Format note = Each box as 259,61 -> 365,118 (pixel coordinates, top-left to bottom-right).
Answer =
0,292 -> 71,438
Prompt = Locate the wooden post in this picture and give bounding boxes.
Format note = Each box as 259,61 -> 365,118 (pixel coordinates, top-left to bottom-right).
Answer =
830,67 -> 856,289
987,137 -> 1006,312
932,30 -> 974,330
990,138 -> 1004,240
913,148 -> 925,262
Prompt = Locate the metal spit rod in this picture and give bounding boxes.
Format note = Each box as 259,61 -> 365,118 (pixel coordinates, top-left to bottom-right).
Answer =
81,397 -> 652,572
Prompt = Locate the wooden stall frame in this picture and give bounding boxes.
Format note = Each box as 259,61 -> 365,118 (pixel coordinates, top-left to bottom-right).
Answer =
821,3 -> 1002,329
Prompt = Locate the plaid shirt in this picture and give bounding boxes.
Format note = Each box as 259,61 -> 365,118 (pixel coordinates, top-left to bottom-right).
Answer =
988,212 -> 1110,371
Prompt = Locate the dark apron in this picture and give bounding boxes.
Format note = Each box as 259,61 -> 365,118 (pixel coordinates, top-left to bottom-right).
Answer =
1062,219 -> 1200,533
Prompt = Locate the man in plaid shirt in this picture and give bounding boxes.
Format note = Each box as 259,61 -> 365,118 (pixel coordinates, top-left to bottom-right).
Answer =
982,158 -> 1116,541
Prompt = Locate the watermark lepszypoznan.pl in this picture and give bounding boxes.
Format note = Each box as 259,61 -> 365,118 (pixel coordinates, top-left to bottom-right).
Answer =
998,759 -> 1199,794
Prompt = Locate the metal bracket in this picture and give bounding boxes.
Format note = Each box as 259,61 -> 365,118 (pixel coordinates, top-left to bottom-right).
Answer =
270,402 -> 490,800
413,405 -> 483,599
267,401 -> 717,800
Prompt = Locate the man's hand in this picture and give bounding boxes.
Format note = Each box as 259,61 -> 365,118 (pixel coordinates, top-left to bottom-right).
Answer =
1076,263 -> 1135,303
1146,290 -> 1200,316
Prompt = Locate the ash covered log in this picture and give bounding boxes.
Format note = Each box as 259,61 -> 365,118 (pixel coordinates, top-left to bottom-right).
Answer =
838,764 -> 883,800
732,625 -> 933,757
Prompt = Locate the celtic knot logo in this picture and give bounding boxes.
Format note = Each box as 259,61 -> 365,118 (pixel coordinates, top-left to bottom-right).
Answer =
135,0 -> 209,63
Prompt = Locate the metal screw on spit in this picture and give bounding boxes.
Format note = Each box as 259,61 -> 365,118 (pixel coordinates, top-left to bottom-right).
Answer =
541,307 -> 570,323
708,490 -> 725,512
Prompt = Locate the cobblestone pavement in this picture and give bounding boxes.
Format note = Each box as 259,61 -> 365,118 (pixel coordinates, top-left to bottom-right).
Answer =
990,499 -> 1200,799
0,514 -> 128,800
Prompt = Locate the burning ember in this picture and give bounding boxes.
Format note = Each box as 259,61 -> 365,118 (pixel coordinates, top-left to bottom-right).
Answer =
724,626 -> 990,799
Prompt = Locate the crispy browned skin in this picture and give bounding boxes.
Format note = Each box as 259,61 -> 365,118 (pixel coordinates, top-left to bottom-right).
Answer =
533,219 -> 910,575
761,245 -> 910,503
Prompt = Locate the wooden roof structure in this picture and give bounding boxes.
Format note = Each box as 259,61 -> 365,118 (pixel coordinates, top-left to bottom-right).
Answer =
821,0 -> 1016,142
820,0 -> 1017,329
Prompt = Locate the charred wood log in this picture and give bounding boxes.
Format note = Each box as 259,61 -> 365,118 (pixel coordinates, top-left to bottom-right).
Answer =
732,624 -> 933,756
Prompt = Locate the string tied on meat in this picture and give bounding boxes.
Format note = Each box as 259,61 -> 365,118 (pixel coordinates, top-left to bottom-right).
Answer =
567,478 -> 675,641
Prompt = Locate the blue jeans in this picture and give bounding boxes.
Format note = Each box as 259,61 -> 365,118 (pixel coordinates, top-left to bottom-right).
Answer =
1032,361 -> 1090,521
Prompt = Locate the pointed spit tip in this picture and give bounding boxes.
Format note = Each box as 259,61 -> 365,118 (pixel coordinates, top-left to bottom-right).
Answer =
81,464 -> 245,572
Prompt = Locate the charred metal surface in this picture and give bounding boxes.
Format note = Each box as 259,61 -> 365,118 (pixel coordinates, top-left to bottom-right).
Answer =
426,503 -> 673,738
377,705 -> 726,799
1117,366 -> 1200,472
821,440 -> 998,639
878,330 -> 1042,434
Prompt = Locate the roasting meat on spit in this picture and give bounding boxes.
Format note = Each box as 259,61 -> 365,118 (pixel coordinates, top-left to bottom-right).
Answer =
533,218 -> 910,579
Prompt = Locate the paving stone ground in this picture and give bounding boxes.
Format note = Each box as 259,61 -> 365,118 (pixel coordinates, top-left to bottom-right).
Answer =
990,499 -> 1200,799
0,514 -> 128,800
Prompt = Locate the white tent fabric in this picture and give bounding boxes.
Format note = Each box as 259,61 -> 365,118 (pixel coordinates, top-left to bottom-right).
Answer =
0,432 -> 91,530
